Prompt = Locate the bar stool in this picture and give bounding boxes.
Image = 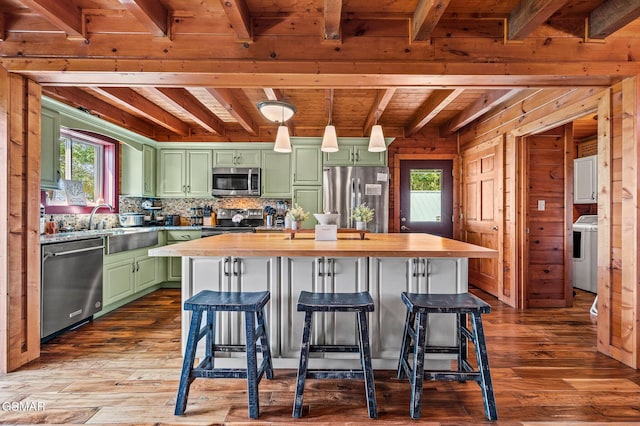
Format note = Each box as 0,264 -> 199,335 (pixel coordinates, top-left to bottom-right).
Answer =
397,292 -> 497,421
293,291 -> 377,418
175,290 -> 274,419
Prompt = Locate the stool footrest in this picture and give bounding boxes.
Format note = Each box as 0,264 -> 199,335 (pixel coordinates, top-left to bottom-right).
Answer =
306,369 -> 365,380
424,371 -> 481,382
212,344 -> 267,353
309,345 -> 359,353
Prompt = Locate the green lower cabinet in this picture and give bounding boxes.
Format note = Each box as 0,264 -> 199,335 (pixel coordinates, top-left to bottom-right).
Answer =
168,256 -> 182,281
103,248 -> 163,307
103,258 -> 135,306
166,230 -> 201,281
292,185 -> 322,229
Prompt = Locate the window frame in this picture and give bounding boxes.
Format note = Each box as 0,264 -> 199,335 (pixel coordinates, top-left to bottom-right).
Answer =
44,128 -> 120,214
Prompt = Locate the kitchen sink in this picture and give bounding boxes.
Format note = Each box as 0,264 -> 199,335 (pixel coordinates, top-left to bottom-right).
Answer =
106,229 -> 158,254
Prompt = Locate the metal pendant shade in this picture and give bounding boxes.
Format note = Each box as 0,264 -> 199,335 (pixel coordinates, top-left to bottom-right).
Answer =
257,100 -> 296,123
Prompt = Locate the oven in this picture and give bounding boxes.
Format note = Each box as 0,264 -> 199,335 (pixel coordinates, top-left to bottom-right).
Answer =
201,208 -> 264,237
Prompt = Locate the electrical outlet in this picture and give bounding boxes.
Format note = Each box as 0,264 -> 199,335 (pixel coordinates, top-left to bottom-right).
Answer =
538,200 -> 545,211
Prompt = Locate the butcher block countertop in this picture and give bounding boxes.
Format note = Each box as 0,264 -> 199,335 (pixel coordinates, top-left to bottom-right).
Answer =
148,232 -> 498,258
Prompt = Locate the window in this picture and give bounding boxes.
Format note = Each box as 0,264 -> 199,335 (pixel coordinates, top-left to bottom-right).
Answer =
46,128 -> 118,212
409,168 -> 443,222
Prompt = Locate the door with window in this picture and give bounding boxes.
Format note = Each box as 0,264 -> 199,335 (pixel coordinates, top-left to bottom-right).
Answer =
399,160 -> 453,238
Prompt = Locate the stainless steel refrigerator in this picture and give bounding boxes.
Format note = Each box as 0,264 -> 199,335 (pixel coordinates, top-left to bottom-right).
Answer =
322,166 -> 389,233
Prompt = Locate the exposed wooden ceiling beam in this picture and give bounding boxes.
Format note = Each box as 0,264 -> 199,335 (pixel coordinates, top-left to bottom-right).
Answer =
324,0 -> 342,42
363,88 -> 396,136
589,0 -> 640,39
405,89 -> 464,136
219,0 -> 252,42
118,0 -> 168,37
412,0 -> 451,42
152,88 -> 226,135
442,89 -> 521,135
88,87 -> 190,136
263,88 -> 282,101
507,0 -> 569,40
206,88 -> 257,135
18,0 -> 84,39
42,87 -> 160,138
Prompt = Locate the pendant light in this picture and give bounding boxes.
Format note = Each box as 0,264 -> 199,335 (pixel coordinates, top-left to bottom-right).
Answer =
368,90 -> 386,152
256,90 -> 296,153
321,90 -> 339,152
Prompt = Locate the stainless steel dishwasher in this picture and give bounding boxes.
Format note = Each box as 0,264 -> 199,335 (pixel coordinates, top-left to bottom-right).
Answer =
41,237 -> 104,340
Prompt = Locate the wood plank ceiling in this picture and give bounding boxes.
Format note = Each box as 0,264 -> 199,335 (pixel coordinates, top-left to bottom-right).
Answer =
1,0 -> 637,142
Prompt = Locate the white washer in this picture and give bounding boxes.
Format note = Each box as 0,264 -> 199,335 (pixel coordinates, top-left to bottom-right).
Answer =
572,215 -> 598,293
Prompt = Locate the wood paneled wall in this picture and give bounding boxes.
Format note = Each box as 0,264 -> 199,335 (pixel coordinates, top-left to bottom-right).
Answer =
0,68 -> 41,373
458,77 -> 640,369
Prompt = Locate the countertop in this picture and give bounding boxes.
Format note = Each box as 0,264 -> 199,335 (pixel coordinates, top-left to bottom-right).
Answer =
40,226 -> 201,244
148,232 -> 498,258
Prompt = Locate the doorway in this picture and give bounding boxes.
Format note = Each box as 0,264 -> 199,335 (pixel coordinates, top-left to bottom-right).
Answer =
398,160 -> 453,238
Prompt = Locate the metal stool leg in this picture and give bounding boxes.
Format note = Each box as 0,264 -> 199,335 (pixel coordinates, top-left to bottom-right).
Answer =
410,311 -> 428,419
357,311 -> 377,418
470,312 -> 497,421
175,310 -> 202,415
293,310 -> 313,418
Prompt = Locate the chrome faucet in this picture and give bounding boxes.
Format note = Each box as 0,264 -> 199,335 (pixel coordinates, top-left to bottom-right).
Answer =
89,203 -> 114,230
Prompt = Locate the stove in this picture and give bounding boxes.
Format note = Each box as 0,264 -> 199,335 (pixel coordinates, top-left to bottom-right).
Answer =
201,208 -> 263,237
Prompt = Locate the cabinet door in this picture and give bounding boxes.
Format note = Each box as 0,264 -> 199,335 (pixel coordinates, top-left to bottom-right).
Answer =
368,257 -> 414,358
142,145 -> 156,196
262,151 -> 292,198
353,146 -> 386,166
186,149 -> 212,197
158,150 -> 186,197
103,258 -> 135,306
120,144 -> 143,196
213,150 -> 237,167
292,186 -> 322,229
40,108 -> 61,189
235,150 -> 262,167
574,155 -> 597,204
292,145 -> 323,185
323,147 -> 354,166
280,257 -> 323,357
135,255 -> 159,291
166,230 -> 201,281
323,257 -> 368,352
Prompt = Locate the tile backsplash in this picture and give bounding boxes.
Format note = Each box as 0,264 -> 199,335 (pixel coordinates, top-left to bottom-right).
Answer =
48,197 -> 291,231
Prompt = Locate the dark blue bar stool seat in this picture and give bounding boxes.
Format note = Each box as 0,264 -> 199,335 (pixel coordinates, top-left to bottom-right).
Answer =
397,292 -> 497,421
175,290 -> 274,419
293,291 -> 377,419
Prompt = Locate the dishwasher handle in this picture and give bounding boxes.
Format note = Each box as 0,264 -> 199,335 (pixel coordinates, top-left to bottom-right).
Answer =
43,245 -> 104,262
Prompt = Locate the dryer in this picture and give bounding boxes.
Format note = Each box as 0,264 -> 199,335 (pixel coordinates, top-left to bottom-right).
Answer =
572,215 -> 598,293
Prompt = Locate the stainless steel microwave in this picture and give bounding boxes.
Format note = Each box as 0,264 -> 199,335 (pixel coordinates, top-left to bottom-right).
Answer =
211,167 -> 261,197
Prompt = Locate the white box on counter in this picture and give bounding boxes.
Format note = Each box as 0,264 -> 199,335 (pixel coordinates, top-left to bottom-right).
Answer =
315,225 -> 337,241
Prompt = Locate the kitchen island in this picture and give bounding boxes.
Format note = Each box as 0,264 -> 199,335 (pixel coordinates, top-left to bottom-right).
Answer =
149,232 -> 497,369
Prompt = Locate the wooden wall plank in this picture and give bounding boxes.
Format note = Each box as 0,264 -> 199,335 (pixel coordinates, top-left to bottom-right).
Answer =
0,69 -> 41,373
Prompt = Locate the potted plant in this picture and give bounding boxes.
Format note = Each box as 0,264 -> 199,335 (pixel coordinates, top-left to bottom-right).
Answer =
352,203 -> 374,230
288,203 -> 309,230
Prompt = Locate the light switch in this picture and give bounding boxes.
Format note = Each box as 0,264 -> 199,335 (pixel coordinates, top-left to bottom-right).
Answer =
538,200 -> 545,211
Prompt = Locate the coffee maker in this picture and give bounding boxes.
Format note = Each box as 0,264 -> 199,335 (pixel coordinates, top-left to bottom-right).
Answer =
275,201 -> 287,227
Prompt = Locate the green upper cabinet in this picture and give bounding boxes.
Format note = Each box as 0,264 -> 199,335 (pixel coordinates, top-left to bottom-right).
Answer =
292,144 -> 323,186
213,149 -> 261,168
292,185 -> 322,229
261,150 -> 292,198
121,144 -> 156,197
157,149 -> 212,198
40,107 -> 61,189
323,142 -> 386,166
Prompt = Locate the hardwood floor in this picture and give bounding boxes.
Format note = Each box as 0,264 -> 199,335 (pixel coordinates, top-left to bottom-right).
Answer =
1,288 -> 638,425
